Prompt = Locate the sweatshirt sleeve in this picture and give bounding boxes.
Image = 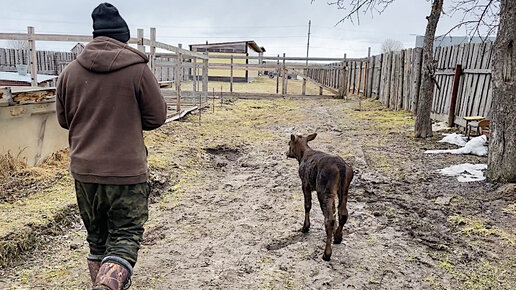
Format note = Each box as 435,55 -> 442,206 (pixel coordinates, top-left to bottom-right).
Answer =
138,65 -> 167,131
55,75 -> 69,130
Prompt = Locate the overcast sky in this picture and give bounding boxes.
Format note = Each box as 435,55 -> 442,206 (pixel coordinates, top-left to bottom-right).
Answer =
0,0 -> 492,58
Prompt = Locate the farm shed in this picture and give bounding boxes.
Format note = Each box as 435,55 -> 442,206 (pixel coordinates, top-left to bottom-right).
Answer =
70,43 -> 85,55
414,35 -> 496,48
189,41 -> 265,82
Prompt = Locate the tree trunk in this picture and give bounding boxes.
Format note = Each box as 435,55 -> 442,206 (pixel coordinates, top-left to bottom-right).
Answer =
414,0 -> 443,138
487,0 -> 516,183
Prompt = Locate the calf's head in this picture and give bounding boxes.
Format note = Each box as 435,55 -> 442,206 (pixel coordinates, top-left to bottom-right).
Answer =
287,133 -> 317,160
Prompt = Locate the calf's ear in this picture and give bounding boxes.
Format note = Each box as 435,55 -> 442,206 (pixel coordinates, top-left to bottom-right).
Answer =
307,133 -> 317,142
291,134 -> 296,142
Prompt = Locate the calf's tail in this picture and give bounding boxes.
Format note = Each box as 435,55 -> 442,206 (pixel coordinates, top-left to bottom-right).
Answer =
337,165 -> 353,208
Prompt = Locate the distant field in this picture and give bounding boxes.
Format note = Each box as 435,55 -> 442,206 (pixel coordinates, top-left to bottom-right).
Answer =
179,76 -> 334,96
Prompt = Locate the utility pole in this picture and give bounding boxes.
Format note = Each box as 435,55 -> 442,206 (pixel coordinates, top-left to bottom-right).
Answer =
302,20 -> 311,95
306,20 -> 311,62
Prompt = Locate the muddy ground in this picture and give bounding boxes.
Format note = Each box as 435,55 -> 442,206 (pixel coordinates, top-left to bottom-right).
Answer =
0,97 -> 515,289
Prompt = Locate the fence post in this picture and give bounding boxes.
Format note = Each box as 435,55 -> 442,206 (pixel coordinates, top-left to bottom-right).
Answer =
176,43 -> 182,112
302,56 -> 307,95
27,26 -> 38,86
137,28 -> 145,53
203,52 -> 208,102
448,64 -> 463,126
365,47 -> 371,97
230,55 -> 234,95
282,53 -> 287,95
339,54 -> 347,98
276,54 -> 280,94
150,27 -> 156,73
377,53 -> 383,100
192,48 -> 198,100
358,61 -> 363,96
368,55 -> 375,98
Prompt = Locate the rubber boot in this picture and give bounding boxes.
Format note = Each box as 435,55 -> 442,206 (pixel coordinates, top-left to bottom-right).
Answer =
87,254 -> 104,284
93,256 -> 133,290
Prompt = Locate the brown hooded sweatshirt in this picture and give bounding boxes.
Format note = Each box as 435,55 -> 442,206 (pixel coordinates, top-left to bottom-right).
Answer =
56,36 -> 167,185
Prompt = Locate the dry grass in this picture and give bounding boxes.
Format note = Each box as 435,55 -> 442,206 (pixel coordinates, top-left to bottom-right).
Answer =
181,76 -> 334,95
0,150 -> 69,203
0,151 -> 27,182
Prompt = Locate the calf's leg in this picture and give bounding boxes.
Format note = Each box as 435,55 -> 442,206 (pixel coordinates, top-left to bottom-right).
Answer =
335,167 -> 353,244
319,192 -> 336,261
301,186 -> 312,233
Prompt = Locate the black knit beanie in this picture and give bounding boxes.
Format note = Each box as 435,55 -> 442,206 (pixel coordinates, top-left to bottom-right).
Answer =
92,3 -> 130,43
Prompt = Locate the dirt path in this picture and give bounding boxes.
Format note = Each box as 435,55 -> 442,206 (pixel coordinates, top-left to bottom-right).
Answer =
1,97 -> 514,289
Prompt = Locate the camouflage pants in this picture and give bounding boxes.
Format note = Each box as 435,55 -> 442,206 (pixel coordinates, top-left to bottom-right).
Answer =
75,180 -> 150,267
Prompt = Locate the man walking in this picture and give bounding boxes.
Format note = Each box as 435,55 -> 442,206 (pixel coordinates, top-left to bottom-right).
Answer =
56,3 -> 167,289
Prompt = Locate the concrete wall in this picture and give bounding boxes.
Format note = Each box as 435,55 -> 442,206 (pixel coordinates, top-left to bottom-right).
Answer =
0,102 -> 68,166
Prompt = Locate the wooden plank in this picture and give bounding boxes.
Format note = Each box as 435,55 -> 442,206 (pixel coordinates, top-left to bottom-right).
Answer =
282,53 -> 286,95
137,29 -> 145,52
192,49 -> 198,99
153,41 -> 208,59
339,54 -> 347,98
448,64 -> 463,126
476,42 -> 492,116
208,55 -> 362,62
389,52 -> 397,109
469,42 -> 485,116
433,46 -> 445,114
0,32 -> 94,42
440,46 -> 455,114
276,54 -> 280,94
202,52 -> 208,100
27,26 -> 38,86
150,27 -> 156,73
397,50 -> 404,110
481,44 -> 494,117
390,52 -> 398,109
459,43 -> 477,118
176,43 -> 183,112
402,48 -> 411,110
455,43 -> 470,118
230,55 -> 234,94
375,54 -> 383,100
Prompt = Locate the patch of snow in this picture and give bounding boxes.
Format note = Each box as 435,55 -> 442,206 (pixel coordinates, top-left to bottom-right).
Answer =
439,163 -> 487,182
425,135 -> 488,157
438,133 -> 468,147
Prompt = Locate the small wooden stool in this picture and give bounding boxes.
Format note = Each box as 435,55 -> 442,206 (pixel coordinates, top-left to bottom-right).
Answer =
464,116 -> 485,139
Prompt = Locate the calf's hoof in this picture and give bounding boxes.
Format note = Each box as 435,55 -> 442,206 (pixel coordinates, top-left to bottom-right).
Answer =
322,253 -> 331,261
333,236 -> 342,244
300,226 -> 310,233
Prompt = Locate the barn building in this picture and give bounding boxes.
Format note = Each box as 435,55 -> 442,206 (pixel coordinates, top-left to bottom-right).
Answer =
189,41 -> 265,82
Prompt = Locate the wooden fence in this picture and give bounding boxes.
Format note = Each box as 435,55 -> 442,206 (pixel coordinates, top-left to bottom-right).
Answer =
309,42 -> 495,127
198,54 -> 356,98
0,26 -> 208,115
0,48 -> 76,75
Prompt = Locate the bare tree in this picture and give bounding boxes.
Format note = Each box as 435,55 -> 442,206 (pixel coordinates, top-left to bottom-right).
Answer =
487,0 -> 515,182
381,38 -> 404,53
414,0 -> 443,138
314,0 -> 443,138
446,0 -> 501,40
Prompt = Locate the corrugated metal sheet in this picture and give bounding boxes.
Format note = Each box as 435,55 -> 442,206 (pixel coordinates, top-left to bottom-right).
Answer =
0,71 -> 57,83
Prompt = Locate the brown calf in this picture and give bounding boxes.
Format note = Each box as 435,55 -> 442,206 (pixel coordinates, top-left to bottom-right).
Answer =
287,133 -> 353,261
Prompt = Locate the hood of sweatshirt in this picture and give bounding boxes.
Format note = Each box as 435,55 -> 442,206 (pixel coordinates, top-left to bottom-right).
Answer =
77,36 -> 148,73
